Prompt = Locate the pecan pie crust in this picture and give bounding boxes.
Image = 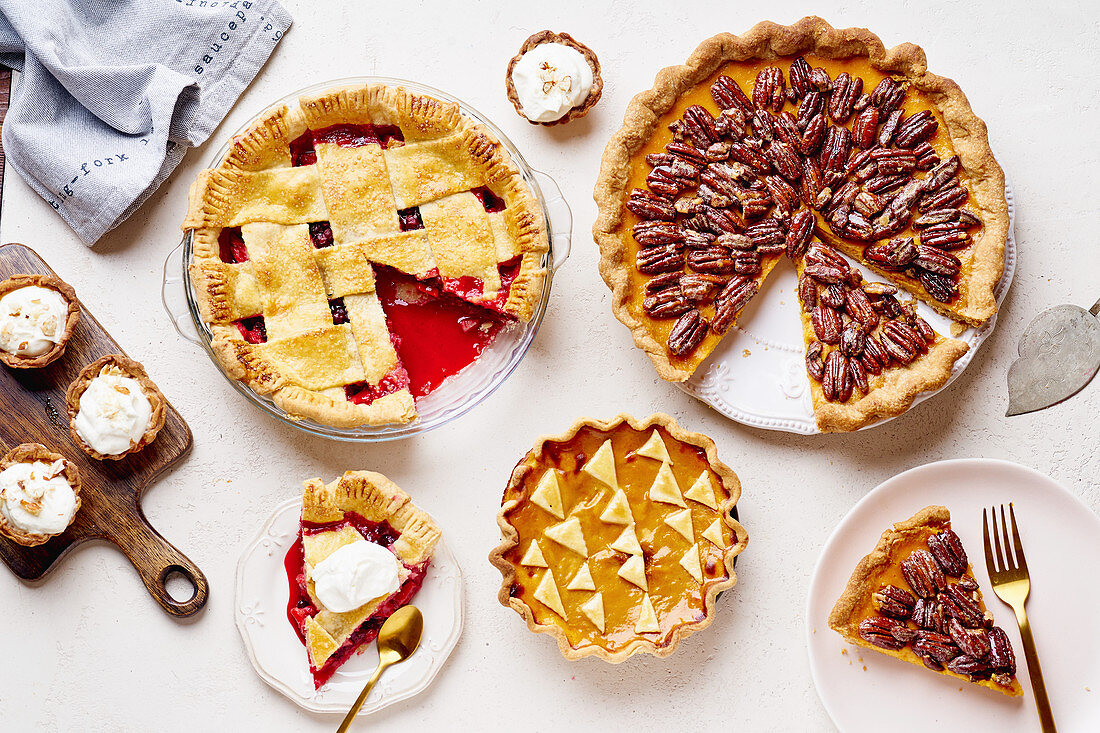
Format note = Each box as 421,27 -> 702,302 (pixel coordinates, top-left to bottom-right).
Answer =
0,273 -> 81,369
0,443 -> 82,547
489,413 -> 748,662
505,30 -> 604,126
829,505 -> 1022,696
64,354 -> 167,461
184,83 -> 549,428
594,17 -> 1006,386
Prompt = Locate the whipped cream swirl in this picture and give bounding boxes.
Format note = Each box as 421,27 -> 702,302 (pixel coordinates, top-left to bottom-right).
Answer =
511,42 -> 593,122
0,459 -> 76,535
74,367 -> 153,456
0,285 -> 69,357
311,539 -> 402,613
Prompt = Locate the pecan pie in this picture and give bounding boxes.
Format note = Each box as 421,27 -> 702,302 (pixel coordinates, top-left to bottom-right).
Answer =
285,470 -> 440,689
594,17 -> 1006,414
829,506 -> 1022,696
490,414 -> 748,661
183,83 -> 549,427
794,240 -> 968,431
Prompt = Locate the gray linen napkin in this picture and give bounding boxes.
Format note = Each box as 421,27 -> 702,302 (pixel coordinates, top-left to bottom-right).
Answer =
0,1 -> 292,244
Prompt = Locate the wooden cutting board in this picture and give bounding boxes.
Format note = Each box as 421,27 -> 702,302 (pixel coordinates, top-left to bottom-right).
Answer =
0,243 -> 209,617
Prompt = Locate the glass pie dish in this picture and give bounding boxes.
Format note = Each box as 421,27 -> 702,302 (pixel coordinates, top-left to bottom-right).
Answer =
162,77 -> 571,442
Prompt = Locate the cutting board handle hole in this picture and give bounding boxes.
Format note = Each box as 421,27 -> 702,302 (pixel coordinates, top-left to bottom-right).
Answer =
163,566 -> 197,604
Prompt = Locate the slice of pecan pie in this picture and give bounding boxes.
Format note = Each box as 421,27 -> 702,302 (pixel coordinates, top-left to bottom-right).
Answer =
829,506 -> 1022,696
794,240 -> 968,431
594,17 -> 1006,384
285,471 -> 440,689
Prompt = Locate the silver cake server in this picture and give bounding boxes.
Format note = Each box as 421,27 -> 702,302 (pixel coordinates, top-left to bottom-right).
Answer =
1006,297 -> 1100,416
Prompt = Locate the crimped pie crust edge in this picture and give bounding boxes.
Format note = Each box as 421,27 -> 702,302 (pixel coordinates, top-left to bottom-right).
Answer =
489,412 -> 748,663
592,16 -> 1008,383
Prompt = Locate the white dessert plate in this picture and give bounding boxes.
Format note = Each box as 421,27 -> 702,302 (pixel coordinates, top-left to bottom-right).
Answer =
806,459 -> 1100,732
679,181 -> 1016,434
235,497 -> 464,714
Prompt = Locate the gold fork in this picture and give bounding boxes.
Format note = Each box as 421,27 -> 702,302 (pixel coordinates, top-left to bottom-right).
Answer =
983,503 -> 1057,732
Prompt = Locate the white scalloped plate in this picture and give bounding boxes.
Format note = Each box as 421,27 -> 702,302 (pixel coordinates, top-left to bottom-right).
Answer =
234,497 -> 464,714
679,181 -> 1017,434
806,459 -> 1100,732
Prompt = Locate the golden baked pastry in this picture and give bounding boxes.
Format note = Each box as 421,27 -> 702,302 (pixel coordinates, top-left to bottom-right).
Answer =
0,443 -> 81,547
183,83 -> 549,428
593,17 -> 1006,427
490,413 -> 747,661
65,354 -> 167,460
829,505 -> 1022,696
506,30 -> 603,126
0,273 -> 80,369
286,471 -> 440,688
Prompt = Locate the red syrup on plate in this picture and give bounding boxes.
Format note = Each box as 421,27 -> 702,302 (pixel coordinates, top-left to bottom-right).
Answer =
374,262 -> 521,398
283,513 -> 431,689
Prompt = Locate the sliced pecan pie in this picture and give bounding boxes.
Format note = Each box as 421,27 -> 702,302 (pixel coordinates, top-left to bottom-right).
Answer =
183,83 -> 549,427
490,414 -> 748,662
594,17 -> 1006,389
285,471 -> 440,689
794,240 -> 968,431
829,506 -> 1022,696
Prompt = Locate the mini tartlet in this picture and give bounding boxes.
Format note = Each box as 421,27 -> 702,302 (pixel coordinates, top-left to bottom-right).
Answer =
490,413 -> 747,662
0,443 -> 82,547
506,30 -> 603,126
65,354 -> 167,460
0,273 -> 80,369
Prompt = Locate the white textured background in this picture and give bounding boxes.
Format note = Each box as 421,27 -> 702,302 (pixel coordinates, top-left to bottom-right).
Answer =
2,1 -> 1098,730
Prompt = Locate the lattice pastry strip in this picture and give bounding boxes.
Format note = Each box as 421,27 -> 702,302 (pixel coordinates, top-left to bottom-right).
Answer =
242,222 -> 332,339
384,133 -> 486,209
313,140 -> 401,241
419,192 -> 503,296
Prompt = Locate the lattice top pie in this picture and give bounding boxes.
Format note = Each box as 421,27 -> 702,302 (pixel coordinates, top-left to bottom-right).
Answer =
490,414 -> 748,661
183,83 -> 549,427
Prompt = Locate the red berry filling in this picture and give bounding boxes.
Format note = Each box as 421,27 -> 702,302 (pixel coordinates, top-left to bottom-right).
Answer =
284,514 -> 429,689
309,221 -> 335,249
471,185 -> 506,213
218,227 -> 248,264
329,297 -> 349,325
235,315 -> 267,344
313,123 -> 381,148
289,133 -> 317,167
397,206 -> 424,231
374,124 -> 405,148
344,364 -> 411,405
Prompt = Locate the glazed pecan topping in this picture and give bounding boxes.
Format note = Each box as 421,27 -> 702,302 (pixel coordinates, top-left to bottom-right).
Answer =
902,549 -> 946,597
928,529 -> 968,576
873,584 -> 917,619
627,57 -> 981,360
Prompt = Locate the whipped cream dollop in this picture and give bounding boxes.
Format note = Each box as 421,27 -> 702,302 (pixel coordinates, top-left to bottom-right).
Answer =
0,459 -> 76,535
73,367 -> 153,456
511,42 -> 593,122
0,285 -> 69,357
312,539 -> 402,613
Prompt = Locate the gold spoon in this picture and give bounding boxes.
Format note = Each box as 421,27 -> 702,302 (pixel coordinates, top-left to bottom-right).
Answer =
336,605 -> 423,732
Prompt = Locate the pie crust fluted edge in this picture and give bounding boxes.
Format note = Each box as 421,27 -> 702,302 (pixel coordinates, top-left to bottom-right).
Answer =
593,16 -> 1007,383
488,412 -> 749,663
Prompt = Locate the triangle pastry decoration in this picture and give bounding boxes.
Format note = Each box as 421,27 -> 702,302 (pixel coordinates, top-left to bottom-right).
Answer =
533,569 -> 566,617
684,471 -> 719,510
702,519 -> 725,547
530,469 -> 565,519
610,524 -> 643,556
520,540 -> 548,568
664,508 -> 694,543
544,517 -> 588,557
580,592 -> 605,633
635,594 -> 660,634
599,490 -> 634,526
634,429 -> 672,464
617,554 -> 648,592
680,543 -> 703,582
648,462 -> 687,507
567,561 -> 596,591
581,439 -> 618,489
